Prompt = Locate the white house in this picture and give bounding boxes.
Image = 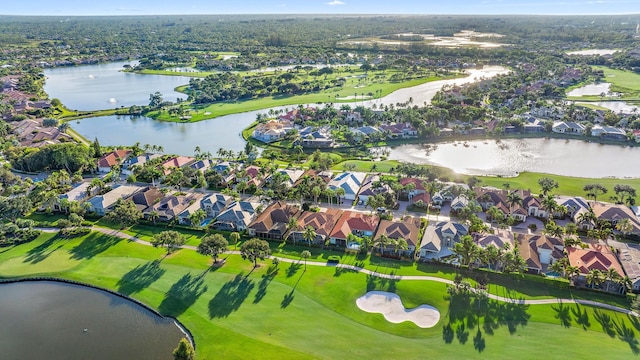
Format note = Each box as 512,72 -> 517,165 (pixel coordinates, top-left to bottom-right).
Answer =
87,184 -> 143,216
328,172 -> 367,201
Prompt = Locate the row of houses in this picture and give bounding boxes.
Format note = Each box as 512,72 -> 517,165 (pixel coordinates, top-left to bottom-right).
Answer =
247,201 -> 421,254
57,182 -> 260,232
552,121 -> 634,141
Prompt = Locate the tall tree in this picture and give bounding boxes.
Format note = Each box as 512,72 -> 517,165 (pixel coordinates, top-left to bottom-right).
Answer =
198,234 -> 229,265
452,235 -> 479,267
583,183 -> 608,202
303,226 -> 317,247
240,238 -> 271,268
538,177 -> 559,196
104,199 -> 142,229
173,338 -> 195,360
301,250 -> 311,271
152,230 -> 187,254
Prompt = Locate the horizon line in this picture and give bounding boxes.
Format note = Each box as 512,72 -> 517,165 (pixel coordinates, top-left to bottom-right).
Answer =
2,13 -> 640,17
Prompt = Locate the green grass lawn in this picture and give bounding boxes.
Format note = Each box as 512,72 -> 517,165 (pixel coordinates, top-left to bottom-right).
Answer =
568,66 -> 640,102
1,232 -> 639,359
146,70 -> 456,122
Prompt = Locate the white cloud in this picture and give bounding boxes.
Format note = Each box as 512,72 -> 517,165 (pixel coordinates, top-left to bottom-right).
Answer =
326,0 -> 345,6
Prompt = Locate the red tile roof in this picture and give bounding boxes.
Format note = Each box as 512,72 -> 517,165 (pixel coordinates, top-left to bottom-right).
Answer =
97,149 -> 131,168
330,210 -> 380,240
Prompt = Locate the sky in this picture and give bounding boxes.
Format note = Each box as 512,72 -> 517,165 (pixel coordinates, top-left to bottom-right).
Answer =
2,0 -> 640,16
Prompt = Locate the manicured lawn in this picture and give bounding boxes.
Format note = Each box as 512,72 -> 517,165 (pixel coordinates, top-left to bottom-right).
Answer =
479,171 -> 640,202
145,70 -> 456,122
2,232 -> 638,359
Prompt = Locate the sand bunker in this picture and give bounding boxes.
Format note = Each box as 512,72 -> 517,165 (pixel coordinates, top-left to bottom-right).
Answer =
356,291 -> 440,328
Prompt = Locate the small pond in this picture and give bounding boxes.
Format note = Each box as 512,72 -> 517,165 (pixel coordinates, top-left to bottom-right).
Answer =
0,281 -> 185,360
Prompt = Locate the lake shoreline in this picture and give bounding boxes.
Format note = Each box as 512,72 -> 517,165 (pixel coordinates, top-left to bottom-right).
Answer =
0,277 -> 196,350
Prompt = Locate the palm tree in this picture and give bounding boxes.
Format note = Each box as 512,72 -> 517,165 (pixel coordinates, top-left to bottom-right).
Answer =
565,265 -> 581,282
540,195 -> 558,220
605,268 -> 622,293
148,210 -> 160,225
620,276 -> 633,294
452,235 -> 479,267
506,191 -> 523,217
486,206 -> 503,228
549,260 -> 565,277
586,269 -> 605,290
616,218 -> 633,237
394,238 -> 408,256
303,226 -> 317,248
188,209 -> 207,228
335,187 -> 345,205
301,250 -> 311,271
287,217 -> 299,244
376,234 -> 391,255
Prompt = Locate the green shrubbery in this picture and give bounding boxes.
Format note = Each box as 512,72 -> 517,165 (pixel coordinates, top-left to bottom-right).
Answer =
0,222 -> 41,247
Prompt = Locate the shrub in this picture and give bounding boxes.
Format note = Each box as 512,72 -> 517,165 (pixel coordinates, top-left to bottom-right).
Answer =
327,255 -> 340,264
60,227 -> 91,238
56,219 -> 72,228
528,223 -> 537,231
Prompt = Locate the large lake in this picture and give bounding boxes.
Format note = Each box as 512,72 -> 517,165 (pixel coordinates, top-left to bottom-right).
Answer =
0,281 -> 184,360
43,61 -> 190,111
387,138 -> 640,178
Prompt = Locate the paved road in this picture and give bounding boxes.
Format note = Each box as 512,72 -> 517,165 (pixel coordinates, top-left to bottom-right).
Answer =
37,225 -> 638,317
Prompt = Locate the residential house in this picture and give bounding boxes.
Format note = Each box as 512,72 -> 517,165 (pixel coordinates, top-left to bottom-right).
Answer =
517,234 -> 565,274
87,184 -> 143,216
328,172 -> 367,201
523,195 -> 547,218
248,201 -> 301,240
554,196 -> 590,219
590,202 -> 640,235
212,201 -> 260,231
122,153 -> 161,176
161,156 -> 194,175
474,229 -> 514,250
251,120 -> 294,143
272,169 -> 304,188
552,121 -> 585,135
130,186 -> 164,212
418,221 -> 468,260
237,165 -> 265,189
374,217 -> 422,256
357,175 -> 391,204
201,193 -> 234,218
399,178 -> 427,201
328,210 -> 380,247
612,242 -> 640,293
97,149 -> 132,173
146,192 -> 204,223
190,159 -> 215,173
289,209 -> 342,245
54,182 -> 95,212
293,169 -> 334,187
379,122 -> 418,139
591,125 -> 627,141
475,187 -> 530,222
410,193 -> 431,208
567,244 -> 625,293
298,126 -> 334,148
352,126 -> 381,140
449,195 -> 470,212
176,199 -> 207,226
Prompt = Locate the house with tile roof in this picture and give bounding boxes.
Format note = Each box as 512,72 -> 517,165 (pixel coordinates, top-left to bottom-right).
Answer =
145,192 -> 204,223
328,210 -> 380,247
612,241 -> 640,293
552,121 -> 585,135
97,149 -> 132,173
251,120 -> 294,143
374,217 -> 422,255
474,229 -> 514,250
122,153 -> 162,176
54,181 -> 96,212
419,221 -> 468,260
567,244 -> 625,293
248,201 -> 301,240
161,156 -> 194,175
517,234 -> 565,274
590,202 -> 640,235
289,209 -> 343,245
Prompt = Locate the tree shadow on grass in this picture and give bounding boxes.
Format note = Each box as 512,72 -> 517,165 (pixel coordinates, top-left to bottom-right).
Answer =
552,301 -> 572,328
24,234 -> 63,264
443,287 -> 530,351
116,260 -> 165,296
69,233 -> 122,260
158,272 -> 207,317
594,309 -> 616,337
572,304 -> 591,330
254,272 -> 276,304
281,268 -> 306,309
473,327 -> 485,353
613,317 -> 640,355
208,272 -> 254,318
286,261 -> 302,278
